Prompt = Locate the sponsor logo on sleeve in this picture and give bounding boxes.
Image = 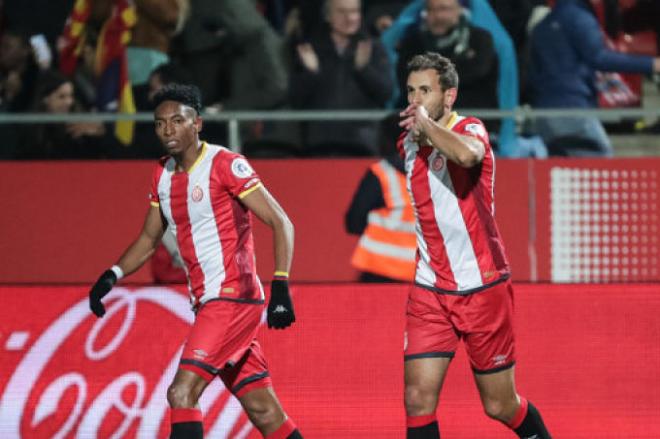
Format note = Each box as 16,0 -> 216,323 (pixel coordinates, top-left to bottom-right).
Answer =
231,158 -> 254,179
464,123 -> 486,137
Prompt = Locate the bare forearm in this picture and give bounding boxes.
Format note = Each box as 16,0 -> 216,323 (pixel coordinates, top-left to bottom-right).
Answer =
421,118 -> 483,167
241,187 -> 295,275
115,234 -> 160,277
272,215 -> 294,274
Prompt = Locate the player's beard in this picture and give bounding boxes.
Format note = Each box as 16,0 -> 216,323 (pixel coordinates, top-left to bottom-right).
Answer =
429,94 -> 448,122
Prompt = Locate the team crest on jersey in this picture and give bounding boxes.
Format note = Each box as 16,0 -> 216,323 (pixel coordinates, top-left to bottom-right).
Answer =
431,155 -> 445,172
191,185 -> 204,202
231,158 -> 254,178
464,123 -> 485,137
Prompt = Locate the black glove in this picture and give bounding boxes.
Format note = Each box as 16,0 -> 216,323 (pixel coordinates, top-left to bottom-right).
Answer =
267,279 -> 296,329
89,270 -> 117,318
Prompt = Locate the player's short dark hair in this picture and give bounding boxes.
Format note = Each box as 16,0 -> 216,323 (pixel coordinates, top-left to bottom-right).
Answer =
407,52 -> 459,91
152,83 -> 203,115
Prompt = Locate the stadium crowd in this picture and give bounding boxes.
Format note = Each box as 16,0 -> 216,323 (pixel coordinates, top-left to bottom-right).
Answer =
0,0 -> 658,160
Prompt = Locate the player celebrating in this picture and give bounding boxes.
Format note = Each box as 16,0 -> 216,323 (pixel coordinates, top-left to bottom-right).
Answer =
87,84 -> 302,439
398,53 -> 552,438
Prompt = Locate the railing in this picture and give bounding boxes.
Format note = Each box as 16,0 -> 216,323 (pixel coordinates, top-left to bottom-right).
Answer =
0,107 -> 658,153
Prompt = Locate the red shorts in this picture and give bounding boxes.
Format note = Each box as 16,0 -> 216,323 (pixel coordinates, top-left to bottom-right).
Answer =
404,280 -> 516,374
180,300 -> 272,397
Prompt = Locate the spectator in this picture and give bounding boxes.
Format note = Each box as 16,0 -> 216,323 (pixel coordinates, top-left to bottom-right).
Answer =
528,0 -> 660,156
345,114 -> 416,282
363,0 -> 408,35
0,29 -> 39,112
210,9 -> 287,111
69,31 -> 100,111
0,29 -> 40,158
620,0 -> 660,133
258,0 -> 294,35
487,0 -> 546,103
17,70 -> 112,159
172,0 -> 231,105
175,0 -> 286,109
3,0 -> 75,57
291,0 -> 325,41
396,0 -> 500,137
620,0 -> 660,53
289,0 -> 393,156
90,0 -> 190,86
487,0 -> 544,59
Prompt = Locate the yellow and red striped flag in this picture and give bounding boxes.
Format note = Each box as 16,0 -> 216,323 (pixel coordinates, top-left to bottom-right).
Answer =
95,0 -> 137,145
59,0 -> 92,76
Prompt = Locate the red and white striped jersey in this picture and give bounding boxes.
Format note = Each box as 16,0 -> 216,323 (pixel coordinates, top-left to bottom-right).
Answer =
397,112 -> 510,293
149,142 -> 264,307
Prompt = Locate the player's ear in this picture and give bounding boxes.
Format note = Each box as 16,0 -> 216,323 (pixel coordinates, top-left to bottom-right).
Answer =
444,87 -> 457,109
194,116 -> 203,133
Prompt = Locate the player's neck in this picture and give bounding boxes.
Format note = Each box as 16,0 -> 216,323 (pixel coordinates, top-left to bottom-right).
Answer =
175,140 -> 204,172
438,109 -> 454,126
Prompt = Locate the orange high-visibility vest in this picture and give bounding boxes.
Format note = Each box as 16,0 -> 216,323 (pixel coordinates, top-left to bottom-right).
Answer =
351,159 -> 417,281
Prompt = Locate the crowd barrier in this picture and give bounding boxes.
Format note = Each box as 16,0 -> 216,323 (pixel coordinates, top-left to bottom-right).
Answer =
1,158 -> 659,284
1,283 -> 659,438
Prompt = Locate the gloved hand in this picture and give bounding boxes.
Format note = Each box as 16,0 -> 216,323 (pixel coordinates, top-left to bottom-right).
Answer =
88,270 -> 117,317
267,279 -> 296,329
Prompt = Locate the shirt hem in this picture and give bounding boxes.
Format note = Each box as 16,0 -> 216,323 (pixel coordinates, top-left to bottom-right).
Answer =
415,273 -> 510,296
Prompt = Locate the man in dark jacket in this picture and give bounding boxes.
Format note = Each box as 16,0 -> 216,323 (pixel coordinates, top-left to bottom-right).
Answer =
396,0 -> 499,136
528,0 -> 660,156
289,0 -> 393,156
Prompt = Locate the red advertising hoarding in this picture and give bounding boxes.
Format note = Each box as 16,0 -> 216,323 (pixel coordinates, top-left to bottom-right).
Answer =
1,284 -> 659,438
0,158 -> 659,284
0,159 -> 531,285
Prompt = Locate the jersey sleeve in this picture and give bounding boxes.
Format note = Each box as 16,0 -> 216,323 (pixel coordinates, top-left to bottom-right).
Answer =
148,159 -> 167,207
217,152 -> 263,198
454,117 -> 491,151
396,131 -> 408,159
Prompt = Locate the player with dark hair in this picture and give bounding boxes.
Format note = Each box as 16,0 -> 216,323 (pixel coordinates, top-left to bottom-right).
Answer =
398,52 -> 552,438
88,84 -> 302,439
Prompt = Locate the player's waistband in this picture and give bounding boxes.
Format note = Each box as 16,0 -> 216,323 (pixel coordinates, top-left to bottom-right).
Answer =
193,296 -> 265,313
415,273 -> 510,296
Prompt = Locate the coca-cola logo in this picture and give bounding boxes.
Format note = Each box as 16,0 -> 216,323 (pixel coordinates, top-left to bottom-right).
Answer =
0,287 -> 255,438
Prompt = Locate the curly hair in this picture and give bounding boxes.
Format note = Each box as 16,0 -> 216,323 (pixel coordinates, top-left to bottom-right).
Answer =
152,83 -> 203,115
407,52 -> 459,91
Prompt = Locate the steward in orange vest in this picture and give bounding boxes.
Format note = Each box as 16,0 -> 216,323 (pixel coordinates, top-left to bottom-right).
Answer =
346,156 -> 417,282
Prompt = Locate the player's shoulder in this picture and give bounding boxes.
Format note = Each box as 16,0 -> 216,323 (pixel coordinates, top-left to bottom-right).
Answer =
153,155 -> 175,173
209,143 -> 246,163
452,115 -> 488,138
209,144 -> 257,179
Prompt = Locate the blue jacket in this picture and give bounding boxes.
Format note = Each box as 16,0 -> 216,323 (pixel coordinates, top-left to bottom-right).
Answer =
529,0 -> 654,108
